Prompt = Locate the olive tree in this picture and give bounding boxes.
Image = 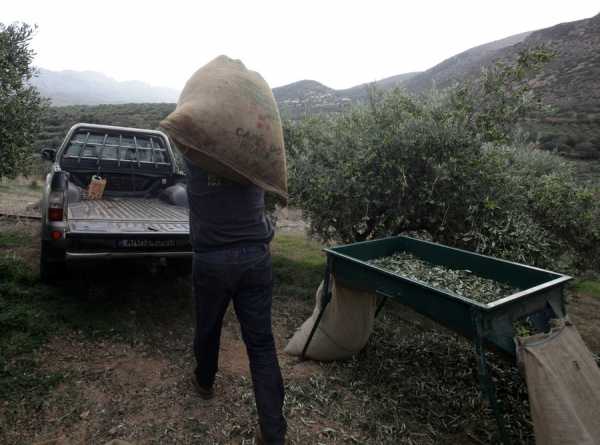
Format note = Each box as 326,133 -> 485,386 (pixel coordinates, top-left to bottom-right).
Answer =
0,22 -> 46,179
449,46 -> 555,144
286,48 -> 599,271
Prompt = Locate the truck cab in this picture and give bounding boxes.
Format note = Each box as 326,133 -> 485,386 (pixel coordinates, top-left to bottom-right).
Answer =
40,123 -> 191,282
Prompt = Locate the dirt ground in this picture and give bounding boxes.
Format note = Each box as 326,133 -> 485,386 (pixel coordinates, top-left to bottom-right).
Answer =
567,291 -> 600,353
25,315 -> 323,445
1,217 -> 599,445
0,218 -> 345,445
0,177 -> 43,218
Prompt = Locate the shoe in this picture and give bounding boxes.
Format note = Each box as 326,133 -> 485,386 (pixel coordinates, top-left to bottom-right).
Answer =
191,375 -> 214,400
255,428 -> 286,445
255,429 -> 264,445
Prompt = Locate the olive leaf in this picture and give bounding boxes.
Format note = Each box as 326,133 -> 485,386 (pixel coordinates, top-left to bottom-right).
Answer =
369,252 -> 519,304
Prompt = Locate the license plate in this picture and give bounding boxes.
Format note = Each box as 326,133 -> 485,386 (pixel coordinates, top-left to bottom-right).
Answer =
116,239 -> 177,249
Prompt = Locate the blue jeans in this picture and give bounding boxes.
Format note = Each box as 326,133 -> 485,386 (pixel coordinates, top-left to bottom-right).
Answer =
192,244 -> 286,444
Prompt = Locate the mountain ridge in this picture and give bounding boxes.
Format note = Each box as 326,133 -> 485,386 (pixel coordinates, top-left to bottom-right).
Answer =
401,31 -> 532,93
32,69 -> 180,106
34,12 -> 599,113
32,13 -> 600,159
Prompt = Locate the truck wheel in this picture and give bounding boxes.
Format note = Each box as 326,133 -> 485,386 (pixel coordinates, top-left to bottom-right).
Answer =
40,241 -> 66,283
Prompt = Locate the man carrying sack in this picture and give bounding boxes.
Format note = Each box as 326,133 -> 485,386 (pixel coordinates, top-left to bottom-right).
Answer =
161,56 -> 288,444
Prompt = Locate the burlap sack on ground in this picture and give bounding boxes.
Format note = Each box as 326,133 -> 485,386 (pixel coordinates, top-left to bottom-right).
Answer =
160,55 -> 287,202
285,277 -> 377,361
516,319 -> 600,445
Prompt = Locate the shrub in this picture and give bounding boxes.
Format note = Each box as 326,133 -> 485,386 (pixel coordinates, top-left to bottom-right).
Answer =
288,90 -> 486,244
0,22 -> 47,179
285,70 -> 600,272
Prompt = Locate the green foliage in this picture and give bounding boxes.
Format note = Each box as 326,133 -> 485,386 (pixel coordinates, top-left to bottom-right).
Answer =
0,22 -> 47,179
450,47 -> 555,144
457,146 -> 582,268
526,171 -> 600,263
286,49 -> 600,272
0,251 -> 36,283
0,253 -> 62,400
573,280 -> 600,298
37,103 -> 176,151
0,229 -> 32,248
271,234 -> 325,299
289,91 -> 483,243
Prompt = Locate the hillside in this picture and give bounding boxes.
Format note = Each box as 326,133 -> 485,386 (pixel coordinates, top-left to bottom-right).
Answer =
270,31 -> 534,119
273,80 -> 348,118
516,13 -> 600,159
401,31 -> 532,93
274,14 -> 600,159
402,13 -> 600,159
272,73 -> 422,119
33,13 -> 600,159
35,103 -> 176,153
32,69 -> 179,106
339,72 -> 420,99
33,69 -> 421,120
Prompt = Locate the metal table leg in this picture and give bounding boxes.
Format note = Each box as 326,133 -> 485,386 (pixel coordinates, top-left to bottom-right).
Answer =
472,310 -> 511,445
375,295 -> 388,318
301,257 -> 333,360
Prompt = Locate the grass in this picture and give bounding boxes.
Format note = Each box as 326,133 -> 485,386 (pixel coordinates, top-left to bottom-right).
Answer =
0,230 -> 32,247
0,253 -> 194,409
1,225 -> 583,444
271,233 -> 325,300
0,230 -> 321,405
0,253 -> 64,401
0,177 -> 44,218
0,228 -> 325,443
0,177 -> 43,192
573,279 -> 600,298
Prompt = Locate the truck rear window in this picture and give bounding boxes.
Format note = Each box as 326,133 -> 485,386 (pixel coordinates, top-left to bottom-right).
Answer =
63,130 -> 169,165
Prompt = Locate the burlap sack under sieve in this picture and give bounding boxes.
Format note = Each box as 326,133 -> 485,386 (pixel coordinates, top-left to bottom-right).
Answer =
160,55 -> 287,202
516,319 -> 600,445
285,276 -> 377,361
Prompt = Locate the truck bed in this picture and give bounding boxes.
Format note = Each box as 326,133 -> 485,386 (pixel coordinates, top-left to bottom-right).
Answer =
67,198 -> 189,235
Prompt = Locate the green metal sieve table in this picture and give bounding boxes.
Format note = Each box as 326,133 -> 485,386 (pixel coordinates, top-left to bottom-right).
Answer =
301,236 -> 572,444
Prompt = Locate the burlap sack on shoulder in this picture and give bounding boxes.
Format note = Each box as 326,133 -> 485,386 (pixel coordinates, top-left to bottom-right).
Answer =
517,319 -> 600,445
160,55 -> 287,202
285,277 -> 377,361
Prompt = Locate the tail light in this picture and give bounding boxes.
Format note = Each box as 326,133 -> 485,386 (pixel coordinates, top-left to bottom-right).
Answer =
48,191 -> 64,221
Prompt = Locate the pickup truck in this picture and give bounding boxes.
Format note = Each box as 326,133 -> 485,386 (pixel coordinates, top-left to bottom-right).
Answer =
40,123 -> 191,282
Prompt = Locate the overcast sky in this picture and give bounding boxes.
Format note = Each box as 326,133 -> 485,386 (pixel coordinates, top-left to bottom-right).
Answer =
4,0 -> 599,90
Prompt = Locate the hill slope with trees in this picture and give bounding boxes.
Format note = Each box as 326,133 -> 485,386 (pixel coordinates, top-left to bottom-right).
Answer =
403,13 -> 600,160
33,12 -> 600,160
285,52 -> 600,274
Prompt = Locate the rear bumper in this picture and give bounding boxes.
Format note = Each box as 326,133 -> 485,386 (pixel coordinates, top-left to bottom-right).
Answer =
43,222 -> 192,261
66,250 -> 192,261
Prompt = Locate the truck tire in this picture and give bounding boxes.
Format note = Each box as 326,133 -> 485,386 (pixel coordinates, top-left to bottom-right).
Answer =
40,241 -> 66,283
